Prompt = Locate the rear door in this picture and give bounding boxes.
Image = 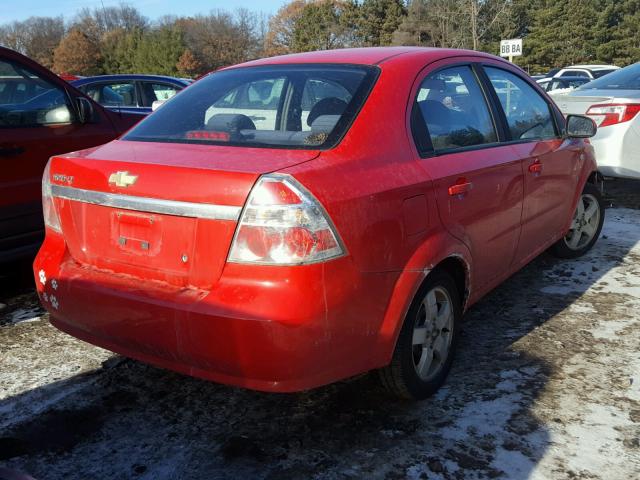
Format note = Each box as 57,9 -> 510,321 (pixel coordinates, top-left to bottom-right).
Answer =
0,50 -> 117,260
411,61 -> 524,292
482,66 -> 579,266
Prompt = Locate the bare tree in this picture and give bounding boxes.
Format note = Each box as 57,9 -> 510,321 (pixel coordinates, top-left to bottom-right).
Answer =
180,9 -> 260,72
71,4 -> 148,42
394,0 -> 512,50
0,16 -> 65,68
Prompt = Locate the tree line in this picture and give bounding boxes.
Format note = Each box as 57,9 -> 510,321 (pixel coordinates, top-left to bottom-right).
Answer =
1,1 -> 639,78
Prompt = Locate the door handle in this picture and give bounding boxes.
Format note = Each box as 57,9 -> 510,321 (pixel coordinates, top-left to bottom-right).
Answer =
528,160 -> 543,175
448,178 -> 473,196
0,146 -> 25,157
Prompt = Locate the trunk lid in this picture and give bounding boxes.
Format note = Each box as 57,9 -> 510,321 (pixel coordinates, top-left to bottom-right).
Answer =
50,140 -> 319,288
555,89 -> 640,115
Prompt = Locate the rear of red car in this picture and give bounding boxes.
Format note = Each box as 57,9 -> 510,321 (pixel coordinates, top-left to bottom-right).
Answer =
34,63 -> 391,391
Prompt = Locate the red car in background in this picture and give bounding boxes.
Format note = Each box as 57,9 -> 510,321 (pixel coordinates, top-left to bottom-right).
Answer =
34,47 -> 603,399
0,47 -> 139,262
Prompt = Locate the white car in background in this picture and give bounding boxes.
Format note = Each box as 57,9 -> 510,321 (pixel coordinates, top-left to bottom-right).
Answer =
536,65 -> 619,87
554,64 -> 620,80
557,62 -> 640,179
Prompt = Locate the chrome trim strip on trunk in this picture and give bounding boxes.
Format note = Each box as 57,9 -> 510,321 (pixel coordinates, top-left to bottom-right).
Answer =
51,185 -> 241,221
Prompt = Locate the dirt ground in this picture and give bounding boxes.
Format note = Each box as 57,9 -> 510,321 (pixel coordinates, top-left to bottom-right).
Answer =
1,180 -> 639,480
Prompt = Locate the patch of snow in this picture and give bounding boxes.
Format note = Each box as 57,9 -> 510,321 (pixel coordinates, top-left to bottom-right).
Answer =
567,303 -> 597,314
440,393 -> 524,440
492,448 -> 537,479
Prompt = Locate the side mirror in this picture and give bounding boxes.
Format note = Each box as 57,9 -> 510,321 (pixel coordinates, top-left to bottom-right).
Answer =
566,114 -> 597,138
76,97 -> 95,124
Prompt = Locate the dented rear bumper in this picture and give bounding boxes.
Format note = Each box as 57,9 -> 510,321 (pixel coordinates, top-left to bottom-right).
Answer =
34,232 -> 395,392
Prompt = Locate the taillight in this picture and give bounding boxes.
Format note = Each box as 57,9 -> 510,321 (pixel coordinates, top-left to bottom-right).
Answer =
585,103 -> 640,127
228,174 -> 345,265
42,160 -> 61,232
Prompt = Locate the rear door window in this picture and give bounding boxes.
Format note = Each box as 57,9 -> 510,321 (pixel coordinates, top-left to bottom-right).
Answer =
82,81 -> 137,107
484,67 -> 557,140
412,65 -> 498,153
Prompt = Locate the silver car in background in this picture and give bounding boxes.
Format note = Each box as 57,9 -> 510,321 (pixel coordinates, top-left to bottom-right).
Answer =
557,63 -> 640,179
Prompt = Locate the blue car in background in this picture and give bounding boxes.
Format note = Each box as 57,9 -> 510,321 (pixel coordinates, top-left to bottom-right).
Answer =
71,74 -> 192,117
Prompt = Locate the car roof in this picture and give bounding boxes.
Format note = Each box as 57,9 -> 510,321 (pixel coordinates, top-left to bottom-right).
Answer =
564,65 -> 619,70
552,76 -> 591,80
234,47 -> 500,68
71,74 -> 190,85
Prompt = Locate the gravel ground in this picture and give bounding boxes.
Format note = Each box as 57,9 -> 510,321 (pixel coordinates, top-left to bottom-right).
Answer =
1,180 -> 639,480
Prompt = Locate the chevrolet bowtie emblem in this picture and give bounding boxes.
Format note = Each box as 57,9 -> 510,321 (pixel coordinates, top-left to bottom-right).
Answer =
108,171 -> 138,188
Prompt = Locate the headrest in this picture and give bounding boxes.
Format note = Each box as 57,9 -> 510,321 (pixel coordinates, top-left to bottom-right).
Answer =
206,114 -> 256,133
310,114 -> 341,133
307,97 -> 348,127
418,99 -> 452,121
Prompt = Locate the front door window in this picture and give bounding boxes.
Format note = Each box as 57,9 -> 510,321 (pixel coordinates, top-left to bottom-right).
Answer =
0,59 -> 72,126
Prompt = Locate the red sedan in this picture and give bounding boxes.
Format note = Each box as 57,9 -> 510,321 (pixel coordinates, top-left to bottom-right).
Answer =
34,47 -> 603,399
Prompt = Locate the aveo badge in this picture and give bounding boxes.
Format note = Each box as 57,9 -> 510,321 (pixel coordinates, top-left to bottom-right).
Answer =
109,171 -> 138,188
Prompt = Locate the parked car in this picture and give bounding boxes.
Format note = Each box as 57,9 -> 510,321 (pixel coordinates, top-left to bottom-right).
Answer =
71,74 -> 191,117
556,62 -> 640,179
536,65 -> 618,87
0,47 -> 141,263
554,64 -> 619,80
539,76 -> 592,96
34,47 -> 603,400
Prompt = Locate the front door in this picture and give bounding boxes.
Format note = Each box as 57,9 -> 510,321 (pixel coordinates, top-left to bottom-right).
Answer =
482,66 -> 579,266
0,54 -> 116,259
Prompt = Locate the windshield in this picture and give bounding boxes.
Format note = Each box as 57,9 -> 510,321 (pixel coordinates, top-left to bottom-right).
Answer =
578,63 -> 640,90
124,64 -> 379,149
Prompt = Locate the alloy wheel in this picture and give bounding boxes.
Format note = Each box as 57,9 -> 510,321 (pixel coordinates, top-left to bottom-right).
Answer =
564,193 -> 601,251
411,286 -> 454,382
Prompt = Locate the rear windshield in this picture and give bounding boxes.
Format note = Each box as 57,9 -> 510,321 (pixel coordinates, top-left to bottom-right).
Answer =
578,63 -> 640,90
124,64 -> 379,149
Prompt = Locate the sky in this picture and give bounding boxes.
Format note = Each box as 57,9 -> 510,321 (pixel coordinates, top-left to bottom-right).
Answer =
2,0 -> 288,23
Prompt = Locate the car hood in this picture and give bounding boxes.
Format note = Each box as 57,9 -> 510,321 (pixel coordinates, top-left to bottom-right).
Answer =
566,88 -> 640,100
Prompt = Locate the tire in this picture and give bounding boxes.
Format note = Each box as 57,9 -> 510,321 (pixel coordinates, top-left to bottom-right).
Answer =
379,270 -> 462,400
550,182 -> 605,259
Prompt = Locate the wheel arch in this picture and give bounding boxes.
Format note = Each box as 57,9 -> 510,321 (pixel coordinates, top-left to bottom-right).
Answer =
435,256 -> 469,308
588,170 -> 605,193
373,233 -> 472,367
